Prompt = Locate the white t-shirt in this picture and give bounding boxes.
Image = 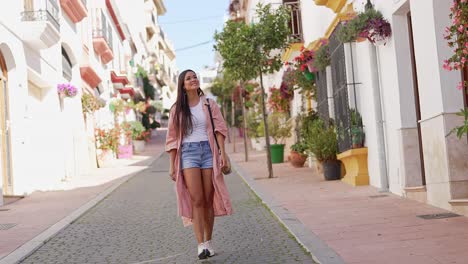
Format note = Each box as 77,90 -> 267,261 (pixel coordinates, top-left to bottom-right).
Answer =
182,100 -> 209,143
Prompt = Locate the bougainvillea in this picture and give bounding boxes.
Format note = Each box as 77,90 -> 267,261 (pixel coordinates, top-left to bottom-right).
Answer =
57,83 -> 78,98
268,86 -> 290,113
443,0 -> 468,90
444,0 -> 468,139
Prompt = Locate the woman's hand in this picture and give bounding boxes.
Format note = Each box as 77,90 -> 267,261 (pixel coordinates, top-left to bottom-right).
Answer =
169,164 -> 176,181
220,151 -> 229,171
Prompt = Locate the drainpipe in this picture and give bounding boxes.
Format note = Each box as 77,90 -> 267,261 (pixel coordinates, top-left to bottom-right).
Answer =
369,44 -> 389,192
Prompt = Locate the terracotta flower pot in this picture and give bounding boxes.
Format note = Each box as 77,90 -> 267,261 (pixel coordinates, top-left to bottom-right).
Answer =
290,151 -> 307,168
356,37 -> 367,43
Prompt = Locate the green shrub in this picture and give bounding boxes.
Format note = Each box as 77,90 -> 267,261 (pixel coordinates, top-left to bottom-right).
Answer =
304,118 -> 338,162
267,112 -> 292,144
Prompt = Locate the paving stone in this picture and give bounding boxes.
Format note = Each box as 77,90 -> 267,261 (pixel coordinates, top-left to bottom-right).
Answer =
20,153 -> 315,264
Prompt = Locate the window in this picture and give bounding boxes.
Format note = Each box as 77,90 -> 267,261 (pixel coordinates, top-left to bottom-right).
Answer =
62,47 -> 72,81
283,0 -> 303,43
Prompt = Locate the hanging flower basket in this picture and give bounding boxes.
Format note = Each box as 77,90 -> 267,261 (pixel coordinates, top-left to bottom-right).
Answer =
304,68 -> 315,81
306,60 -> 317,73
57,83 -> 78,98
363,17 -> 392,46
337,8 -> 392,46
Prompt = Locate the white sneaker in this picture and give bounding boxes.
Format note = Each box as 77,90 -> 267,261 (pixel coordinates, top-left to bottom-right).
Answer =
204,240 -> 215,257
198,243 -> 207,260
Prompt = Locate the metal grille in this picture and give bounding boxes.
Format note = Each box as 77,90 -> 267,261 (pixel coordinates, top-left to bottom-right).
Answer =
283,1 -> 303,43
0,223 -> 17,230
316,70 -> 329,122
417,213 -> 460,220
369,194 -> 388,198
330,23 -> 352,153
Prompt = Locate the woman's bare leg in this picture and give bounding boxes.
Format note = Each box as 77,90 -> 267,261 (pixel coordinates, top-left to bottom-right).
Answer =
183,168 -> 205,244
201,168 -> 214,241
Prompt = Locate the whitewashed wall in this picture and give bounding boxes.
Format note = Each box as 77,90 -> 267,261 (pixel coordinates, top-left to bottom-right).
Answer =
0,0 -> 131,195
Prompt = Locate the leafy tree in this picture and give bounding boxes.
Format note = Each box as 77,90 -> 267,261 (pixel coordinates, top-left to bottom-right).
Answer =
214,3 -> 290,177
210,74 -> 236,114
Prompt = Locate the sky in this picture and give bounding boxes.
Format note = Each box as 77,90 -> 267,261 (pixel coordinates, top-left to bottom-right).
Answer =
158,0 -> 230,74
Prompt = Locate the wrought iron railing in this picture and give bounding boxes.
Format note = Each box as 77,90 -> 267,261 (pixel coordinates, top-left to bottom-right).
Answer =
21,0 -> 60,31
330,24 -> 352,153
316,70 -> 329,122
283,0 -> 303,43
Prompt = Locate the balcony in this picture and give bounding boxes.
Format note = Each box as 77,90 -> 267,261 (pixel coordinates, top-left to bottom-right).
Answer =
19,0 -> 60,49
156,68 -> 167,86
283,0 -> 303,43
92,9 -> 114,63
118,86 -> 135,98
110,71 -> 129,89
60,0 -> 87,23
80,65 -> 102,88
145,13 -> 157,40
101,50 -> 114,64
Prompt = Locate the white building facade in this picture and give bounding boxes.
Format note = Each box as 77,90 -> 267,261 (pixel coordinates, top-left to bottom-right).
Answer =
0,0 -> 177,206
235,0 -> 468,215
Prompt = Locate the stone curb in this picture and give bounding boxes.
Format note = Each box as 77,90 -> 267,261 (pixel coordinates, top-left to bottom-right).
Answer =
231,160 -> 346,264
0,152 -> 164,264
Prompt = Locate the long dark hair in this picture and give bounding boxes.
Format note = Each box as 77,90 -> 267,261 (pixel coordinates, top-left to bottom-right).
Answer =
174,69 -> 204,136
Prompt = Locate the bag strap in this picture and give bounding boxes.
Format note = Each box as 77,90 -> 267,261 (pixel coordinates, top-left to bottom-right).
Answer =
206,98 -> 221,154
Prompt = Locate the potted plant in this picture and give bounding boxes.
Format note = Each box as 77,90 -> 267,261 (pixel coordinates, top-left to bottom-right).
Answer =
267,112 -> 292,163
57,83 -> 78,98
289,141 -> 308,168
95,127 -> 120,167
305,118 -> 340,180
118,121 -> 133,159
129,121 -> 147,153
337,8 -> 392,45
81,93 -> 105,114
312,44 -> 331,71
246,110 -> 266,151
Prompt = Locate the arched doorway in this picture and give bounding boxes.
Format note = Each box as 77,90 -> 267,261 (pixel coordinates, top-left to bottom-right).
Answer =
0,50 -> 12,195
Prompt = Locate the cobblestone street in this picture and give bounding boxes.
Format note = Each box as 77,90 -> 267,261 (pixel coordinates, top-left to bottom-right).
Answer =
20,153 -> 315,264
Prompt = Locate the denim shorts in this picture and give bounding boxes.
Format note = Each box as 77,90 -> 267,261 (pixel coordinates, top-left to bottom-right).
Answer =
180,141 -> 213,170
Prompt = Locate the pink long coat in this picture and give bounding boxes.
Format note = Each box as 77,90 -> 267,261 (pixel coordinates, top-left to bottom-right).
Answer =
165,96 -> 233,226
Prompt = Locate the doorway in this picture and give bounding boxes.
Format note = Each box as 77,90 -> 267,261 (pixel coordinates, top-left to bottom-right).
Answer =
407,12 -> 426,186
0,51 -> 13,195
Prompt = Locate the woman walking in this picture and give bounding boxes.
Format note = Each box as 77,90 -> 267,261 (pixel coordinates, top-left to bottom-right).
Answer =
165,69 -> 232,260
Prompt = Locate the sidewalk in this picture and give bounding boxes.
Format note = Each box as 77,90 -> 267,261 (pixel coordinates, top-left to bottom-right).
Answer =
227,137 -> 468,264
0,130 -> 166,264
